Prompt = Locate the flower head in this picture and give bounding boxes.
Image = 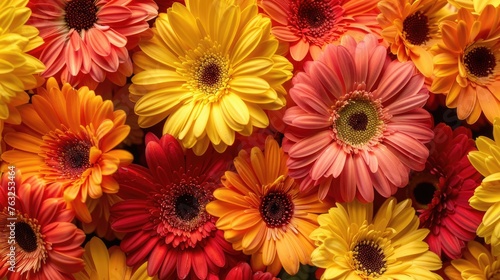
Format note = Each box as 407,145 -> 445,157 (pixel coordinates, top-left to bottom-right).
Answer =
431,5 -> 500,124
27,0 -> 158,89
377,0 -> 449,77
283,34 -> 433,202
1,78 -> 133,223
130,0 -> 293,155
110,133 -> 241,280
468,117 -> 500,256
259,0 -> 382,61
444,240 -> 500,279
207,136 -> 331,276
0,171 -> 85,279
310,197 -> 443,279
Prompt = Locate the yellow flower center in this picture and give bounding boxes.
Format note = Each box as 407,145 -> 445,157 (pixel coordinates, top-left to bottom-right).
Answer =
403,12 -> 430,46
64,0 -> 98,32
352,239 -> 387,278
464,46 -> 496,79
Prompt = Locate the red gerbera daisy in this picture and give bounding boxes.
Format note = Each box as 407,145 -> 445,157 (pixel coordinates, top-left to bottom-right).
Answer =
0,171 -> 85,279
110,133 -> 241,280
398,123 -> 484,259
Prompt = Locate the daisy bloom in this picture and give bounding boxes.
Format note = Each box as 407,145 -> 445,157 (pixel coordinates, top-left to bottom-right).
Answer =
444,240 -> 500,279
130,0 -> 293,156
468,117 -> 500,256
27,0 -> 158,89
0,171 -> 85,279
377,0 -> 449,77
310,197 -> 443,279
74,237 -> 157,280
431,5 -> 500,124
258,0 -> 382,61
1,77 -> 133,223
0,0 -> 45,145
110,133 -> 241,280
399,123 -> 483,259
282,34 -> 434,202
206,136 -> 332,276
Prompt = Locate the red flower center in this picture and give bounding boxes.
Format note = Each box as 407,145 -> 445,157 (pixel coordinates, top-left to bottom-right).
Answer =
260,191 -> 294,228
402,12 -> 430,46
65,0 -> 98,32
289,0 -> 339,44
15,222 -> 38,253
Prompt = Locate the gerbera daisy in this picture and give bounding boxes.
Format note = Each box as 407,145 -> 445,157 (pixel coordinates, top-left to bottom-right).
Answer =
282,34 -> 434,202
206,136 -> 331,276
468,117 -> 500,256
130,0 -> 293,156
74,237 -> 157,280
396,123 -> 483,259
310,197 -> 443,279
444,241 -> 500,279
27,0 -> 158,89
0,0 -> 45,148
110,133 -> 242,280
1,77 -> 133,223
0,171 -> 85,279
224,262 -> 278,280
431,5 -> 500,124
258,0 -> 382,61
377,0 -> 449,77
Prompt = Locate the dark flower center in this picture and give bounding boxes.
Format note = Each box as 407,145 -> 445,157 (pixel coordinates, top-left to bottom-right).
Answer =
59,139 -> 92,178
464,46 -> 496,78
290,0 -> 336,43
298,3 -> 327,28
348,112 -> 369,131
353,240 -> 387,277
200,63 -> 221,87
175,194 -> 200,221
65,0 -> 98,32
413,182 -> 436,206
260,192 -> 294,228
403,12 -> 430,45
15,222 -> 38,253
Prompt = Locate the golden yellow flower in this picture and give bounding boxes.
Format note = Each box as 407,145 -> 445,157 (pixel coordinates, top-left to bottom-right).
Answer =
445,241 -> 500,279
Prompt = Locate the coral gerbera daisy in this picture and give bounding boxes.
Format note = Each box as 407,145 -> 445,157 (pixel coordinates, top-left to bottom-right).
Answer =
0,171 -> 85,279
1,77 -> 133,223
377,0 -> 449,77
74,237 -> 157,280
206,136 -> 331,276
310,197 -> 443,279
397,123 -> 483,259
431,5 -> 500,124
444,241 -> 500,279
468,117 -> 500,256
258,0 -> 382,61
130,0 -> 293,156
110,133 -> 242,280
27,0 -> 158,89
282,34 -> 434,202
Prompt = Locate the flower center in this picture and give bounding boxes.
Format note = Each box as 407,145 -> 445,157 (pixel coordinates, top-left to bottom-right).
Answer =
403,12 -> 430,45
406,171 -> 440,210
413,182 -> 436,206
194,54 -> 228,95
260,192 -> 294,228
289,0 -> 337,44
15,222 -> 38,253
332,91 -> 386,150
64,0 -> 98,32
175,194 -> 200,221
298,3 -> 327,28
352,240 -> 387,277
464,46 -> 496,78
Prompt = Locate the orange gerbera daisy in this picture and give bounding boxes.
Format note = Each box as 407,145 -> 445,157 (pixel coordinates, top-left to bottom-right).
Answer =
259,0 -> 382,61
0,171 -> 85,279
206,136 -> 332,276
431,5 -> 500,124
1,77 -> 133,223
378,0 -> 449,77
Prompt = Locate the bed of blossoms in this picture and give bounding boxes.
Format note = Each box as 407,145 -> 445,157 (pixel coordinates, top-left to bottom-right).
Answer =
1,0 -> 500,279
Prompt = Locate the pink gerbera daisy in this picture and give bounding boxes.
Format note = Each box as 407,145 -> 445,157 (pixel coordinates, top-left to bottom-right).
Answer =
283,34 -> 434,202
110,133 -> 242,280
27,0 -> 158,89
259,0 -> 382,61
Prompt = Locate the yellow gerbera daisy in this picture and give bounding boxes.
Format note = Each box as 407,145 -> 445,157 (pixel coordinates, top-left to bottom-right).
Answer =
74,237 -> 157,280
1,77 -> 133,223
0,0 -> 45,151
431,5 -> 500,124
310,197 -> 443,280
377,0 -> 449,77
445,241 -> 500,279
468,117 -> 500,256
130,0 -> 293,155
206,136 -> 331,276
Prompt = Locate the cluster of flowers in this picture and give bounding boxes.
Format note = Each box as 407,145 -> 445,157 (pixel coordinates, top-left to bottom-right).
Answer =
1,0 -> 500,279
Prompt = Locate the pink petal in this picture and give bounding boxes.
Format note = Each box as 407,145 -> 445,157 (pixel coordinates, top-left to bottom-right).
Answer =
87,27 -> 111,56
340,155 -> 356,202
310,143 -> 338,180
354,154 -> 374,202
375,61 -> 414,102
288,130 -> 332,157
